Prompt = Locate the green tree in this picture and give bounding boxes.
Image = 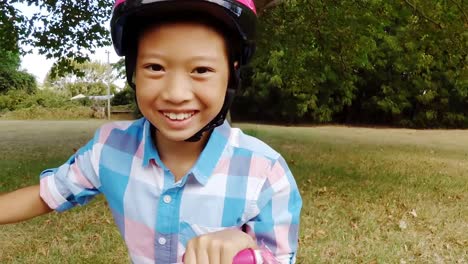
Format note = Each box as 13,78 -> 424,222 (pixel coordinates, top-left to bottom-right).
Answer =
349,0 -> 468,127
46,60 -> 119,96
4,0 -> 279,77
0,48 -> 37,94
4,0 -> 467,127
233,0 -> 467,128
236,0 -> 378,123
112,85 -> 134,106
0,1 -> 27,53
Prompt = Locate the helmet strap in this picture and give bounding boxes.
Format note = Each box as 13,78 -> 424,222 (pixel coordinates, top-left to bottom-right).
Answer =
125,55 -> 136,89
184,85 -> 237,142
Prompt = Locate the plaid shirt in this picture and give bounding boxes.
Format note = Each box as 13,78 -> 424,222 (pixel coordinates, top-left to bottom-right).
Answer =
40,118 -> 302,263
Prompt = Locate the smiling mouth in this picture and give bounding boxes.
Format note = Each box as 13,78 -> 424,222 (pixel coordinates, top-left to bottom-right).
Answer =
161,111 -> 196,121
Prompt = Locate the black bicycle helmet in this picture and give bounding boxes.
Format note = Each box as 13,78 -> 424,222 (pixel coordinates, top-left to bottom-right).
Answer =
110,0 -> 257,142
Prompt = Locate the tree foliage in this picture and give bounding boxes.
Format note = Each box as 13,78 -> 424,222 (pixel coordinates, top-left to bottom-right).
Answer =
2,0 -> 113,77
2,0 -> 467,127
3,0 -> 277,77
112,85 -> 134,105
232,0 -> 468,128
0,1 -> 24,53
45,60 -> 119,96
0,48 -> 37,94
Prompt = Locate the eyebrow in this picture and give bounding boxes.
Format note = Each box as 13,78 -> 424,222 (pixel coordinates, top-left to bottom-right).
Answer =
139,53 -> 221,63
138,52 -> 166,60
187,55 -> 220,62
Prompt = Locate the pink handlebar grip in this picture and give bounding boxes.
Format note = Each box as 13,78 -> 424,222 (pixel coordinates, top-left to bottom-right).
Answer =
183,248 -> 262,264
233,248 -> 260,264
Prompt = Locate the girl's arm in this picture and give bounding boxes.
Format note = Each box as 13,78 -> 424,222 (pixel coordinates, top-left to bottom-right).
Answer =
0,185 -> 53,225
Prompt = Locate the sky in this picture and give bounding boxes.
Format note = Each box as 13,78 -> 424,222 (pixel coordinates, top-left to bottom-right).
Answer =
16,3 -> 125,87
21,47 -> 123,85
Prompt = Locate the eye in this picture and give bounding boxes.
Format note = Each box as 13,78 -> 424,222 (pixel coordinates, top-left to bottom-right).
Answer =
192,67 -> 213,74
147,64 -> 164,72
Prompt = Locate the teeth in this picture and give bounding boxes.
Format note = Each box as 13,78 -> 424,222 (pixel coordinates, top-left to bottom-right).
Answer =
164,112 -> 194,120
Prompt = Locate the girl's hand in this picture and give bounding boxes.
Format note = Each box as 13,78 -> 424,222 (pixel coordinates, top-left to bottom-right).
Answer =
184,228 -> 256,264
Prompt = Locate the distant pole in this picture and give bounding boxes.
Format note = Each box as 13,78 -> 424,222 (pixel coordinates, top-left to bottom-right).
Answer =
105,50 -> 111,120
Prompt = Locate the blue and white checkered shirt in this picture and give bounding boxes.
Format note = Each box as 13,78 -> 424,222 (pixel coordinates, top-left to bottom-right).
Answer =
40,118 -> 302,263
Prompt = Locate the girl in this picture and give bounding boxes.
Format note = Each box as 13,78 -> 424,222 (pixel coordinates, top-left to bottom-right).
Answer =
0,1 -> 302,263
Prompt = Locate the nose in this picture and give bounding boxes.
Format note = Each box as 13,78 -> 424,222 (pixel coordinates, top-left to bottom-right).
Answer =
160,72 -> 193,104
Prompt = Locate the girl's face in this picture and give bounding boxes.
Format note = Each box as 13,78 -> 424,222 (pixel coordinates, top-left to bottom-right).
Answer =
135,22 -> 229,143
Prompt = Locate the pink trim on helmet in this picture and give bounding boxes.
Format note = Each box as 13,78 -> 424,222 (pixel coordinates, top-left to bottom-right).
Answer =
237,0 -> 257,14
114,0 -> 125,7
113,0 -> 256,14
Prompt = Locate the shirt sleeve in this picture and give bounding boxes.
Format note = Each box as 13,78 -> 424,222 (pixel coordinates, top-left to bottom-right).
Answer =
245,156 -> 302,264
39,129 -> 102,212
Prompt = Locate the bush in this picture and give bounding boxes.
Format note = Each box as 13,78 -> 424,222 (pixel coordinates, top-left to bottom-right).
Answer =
0,106 -> 94,120
0,89 -> 81,111
0,88 -> 142,120
112,86 -> 142,119
112,86 -> 135,106
0,69 -> 37,94
0,90 -> 29,111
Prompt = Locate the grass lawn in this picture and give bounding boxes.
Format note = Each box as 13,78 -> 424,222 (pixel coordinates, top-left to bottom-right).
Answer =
0,120 -> 467,263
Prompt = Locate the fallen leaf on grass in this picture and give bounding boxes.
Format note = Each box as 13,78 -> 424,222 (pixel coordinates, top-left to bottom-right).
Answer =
316,229 -> 326,237
433,253 -> 444,264
301,233 -> 313,243
38,247 -> 49,256
324,246 -> 337,257
428,225 -> 437,234
399,220 -> 408,230
409,209 -> 417,218
317,187 -> 327,194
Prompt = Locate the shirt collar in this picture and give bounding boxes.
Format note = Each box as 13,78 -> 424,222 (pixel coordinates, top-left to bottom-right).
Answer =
142,119 -> 231,186
142,118 -> 164,168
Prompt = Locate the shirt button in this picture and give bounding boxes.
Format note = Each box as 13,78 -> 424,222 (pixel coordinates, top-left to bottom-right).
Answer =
158,237 -> 167,245
163,195 -> 172,204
